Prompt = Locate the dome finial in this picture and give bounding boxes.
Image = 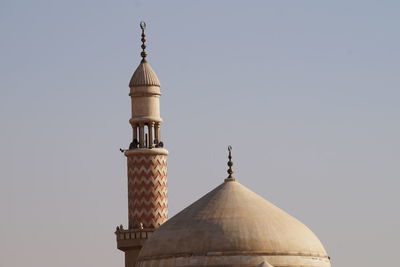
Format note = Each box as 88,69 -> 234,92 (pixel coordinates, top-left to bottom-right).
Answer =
225,146 -> 237,182
227,145 -> 234,178
140,21 -> 147,62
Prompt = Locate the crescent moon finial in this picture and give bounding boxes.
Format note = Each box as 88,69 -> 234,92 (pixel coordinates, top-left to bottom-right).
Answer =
139,21 -> 147,62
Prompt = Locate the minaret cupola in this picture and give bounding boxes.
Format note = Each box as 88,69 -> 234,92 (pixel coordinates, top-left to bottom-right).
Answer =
128,21 -> 163,149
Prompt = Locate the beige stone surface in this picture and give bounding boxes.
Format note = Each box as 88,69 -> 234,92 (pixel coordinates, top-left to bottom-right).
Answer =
125,148 -> 169,156
129,84 -> 162,124
136,179 -> 330,267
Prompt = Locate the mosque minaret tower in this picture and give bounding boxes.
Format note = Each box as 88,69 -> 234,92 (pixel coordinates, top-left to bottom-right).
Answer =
115,22 -> 168,267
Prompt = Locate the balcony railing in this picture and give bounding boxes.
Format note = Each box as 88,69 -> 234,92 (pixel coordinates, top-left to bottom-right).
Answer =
115,228 -> 154,241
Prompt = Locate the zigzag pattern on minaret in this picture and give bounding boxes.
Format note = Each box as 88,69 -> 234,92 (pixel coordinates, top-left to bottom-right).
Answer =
127,154 -> 168,229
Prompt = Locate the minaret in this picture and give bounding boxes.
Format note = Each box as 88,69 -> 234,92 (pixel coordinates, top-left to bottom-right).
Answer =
116,22 -> 168,267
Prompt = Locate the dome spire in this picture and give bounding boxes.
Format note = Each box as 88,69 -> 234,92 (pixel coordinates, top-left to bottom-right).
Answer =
140,21 -> 147,62
225,145 -> 236,182
227,145 -> 233,178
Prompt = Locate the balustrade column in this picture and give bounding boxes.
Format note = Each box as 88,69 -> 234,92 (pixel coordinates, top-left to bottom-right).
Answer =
139,123 -> 145,148
133,124 -> 138,141
154,123 -> 160,144
148,122 -> 154,148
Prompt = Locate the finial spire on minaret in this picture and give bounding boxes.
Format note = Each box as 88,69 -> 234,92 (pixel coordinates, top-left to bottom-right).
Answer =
140,21 -> 147,62
227,145 -> 234,178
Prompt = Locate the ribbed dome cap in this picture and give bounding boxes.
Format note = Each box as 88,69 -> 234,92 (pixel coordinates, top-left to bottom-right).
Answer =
129,61 -> 160,87
137,179 -> 330,266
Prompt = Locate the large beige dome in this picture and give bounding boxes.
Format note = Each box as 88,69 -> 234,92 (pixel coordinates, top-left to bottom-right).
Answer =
136,178 -> 331,267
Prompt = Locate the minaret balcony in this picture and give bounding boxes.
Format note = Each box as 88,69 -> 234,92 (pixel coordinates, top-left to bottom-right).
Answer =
116,228 -> 154,241
115,229 -> 154,251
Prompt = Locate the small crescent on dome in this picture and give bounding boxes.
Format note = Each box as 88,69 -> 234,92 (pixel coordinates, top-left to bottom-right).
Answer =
140,21 -> 146,30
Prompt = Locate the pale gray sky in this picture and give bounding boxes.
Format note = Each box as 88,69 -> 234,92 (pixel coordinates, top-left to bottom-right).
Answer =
1,1 -> 399,267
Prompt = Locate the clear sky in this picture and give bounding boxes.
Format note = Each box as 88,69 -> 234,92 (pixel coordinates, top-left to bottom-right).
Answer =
1,1 -> 399,266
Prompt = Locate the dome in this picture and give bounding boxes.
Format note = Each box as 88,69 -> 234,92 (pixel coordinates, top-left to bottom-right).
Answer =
136,178 -> 331,267
129,60 -> 160,87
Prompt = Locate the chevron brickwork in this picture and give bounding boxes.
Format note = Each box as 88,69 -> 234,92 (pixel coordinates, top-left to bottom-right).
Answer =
127,153 -> 168,229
